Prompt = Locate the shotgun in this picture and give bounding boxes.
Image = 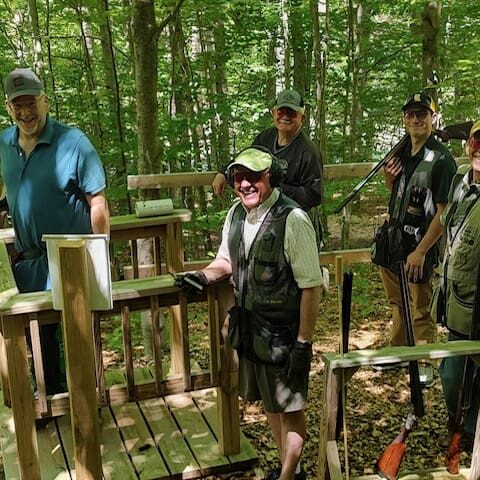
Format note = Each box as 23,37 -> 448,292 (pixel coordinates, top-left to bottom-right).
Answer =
335,271 -> 354,439
376,261 -> 425,480
333,135 -> 409,214
445,264 -> 480,474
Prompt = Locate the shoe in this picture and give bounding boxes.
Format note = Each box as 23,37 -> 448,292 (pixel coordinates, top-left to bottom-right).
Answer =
418,364 -> 435,388
372,361 -> 408,371
264,467 -> 281,480
264,466 -> 306,480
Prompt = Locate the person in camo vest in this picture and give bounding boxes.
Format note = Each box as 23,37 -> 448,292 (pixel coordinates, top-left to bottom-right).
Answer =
178,147 -> 323,480
435,119 -> 480,452
374,91 -> 456,388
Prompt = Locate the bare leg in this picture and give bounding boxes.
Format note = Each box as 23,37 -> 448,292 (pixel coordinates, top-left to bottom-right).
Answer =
266,410 -> 306,480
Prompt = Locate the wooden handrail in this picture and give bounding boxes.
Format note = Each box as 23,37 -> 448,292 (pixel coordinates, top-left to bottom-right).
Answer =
127,157 -> 469,191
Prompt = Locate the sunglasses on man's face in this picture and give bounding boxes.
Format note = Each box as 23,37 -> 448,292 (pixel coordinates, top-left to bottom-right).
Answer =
233,170 -> 266,184
404,109 -> 430,121
469,133 -> 480,152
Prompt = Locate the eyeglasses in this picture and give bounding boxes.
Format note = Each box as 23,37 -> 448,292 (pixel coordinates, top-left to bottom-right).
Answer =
233,170 -> 266,184
9,95 -> 45,113
274,107 -> 300,118
469,133 -> 480,152
404,109 -> 430,121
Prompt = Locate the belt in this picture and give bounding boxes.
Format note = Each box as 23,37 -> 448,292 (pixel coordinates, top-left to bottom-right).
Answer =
17,247 -> 44,261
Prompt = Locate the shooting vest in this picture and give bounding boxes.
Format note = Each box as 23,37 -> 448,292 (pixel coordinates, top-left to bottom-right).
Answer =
228,193 -> 301,316
442,164 -> 480,336
389,144 -> 440,254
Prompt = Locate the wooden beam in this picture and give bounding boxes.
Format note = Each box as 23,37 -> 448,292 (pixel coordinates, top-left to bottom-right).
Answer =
58,241 -> 102,479
2,313 -> 41,479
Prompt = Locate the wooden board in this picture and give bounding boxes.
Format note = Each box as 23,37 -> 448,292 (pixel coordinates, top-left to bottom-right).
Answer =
99,408 -> 138,480
0,240 -> 18,306
324,340 -> 480,370
164,392 -> 229,476
110,402 -> 170,479
191,388 -> 258,470
139,397 -> 200,479
110,210 -> 192,230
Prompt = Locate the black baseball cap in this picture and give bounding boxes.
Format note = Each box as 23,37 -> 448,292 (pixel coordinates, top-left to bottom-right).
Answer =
402,91 -> 436,113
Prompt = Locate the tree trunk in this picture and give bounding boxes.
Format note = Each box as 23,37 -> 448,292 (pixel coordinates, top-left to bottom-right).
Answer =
422,0 -> 441,104
132,0 -> 160,180
75,5 -> 104,148
27,0 -> 44,74
99,0 -> 131,212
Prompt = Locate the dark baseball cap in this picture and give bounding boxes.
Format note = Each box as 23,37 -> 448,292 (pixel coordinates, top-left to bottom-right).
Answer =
402,91 -> 436,113
273,89 -> 305,113
4,68 -> 43,102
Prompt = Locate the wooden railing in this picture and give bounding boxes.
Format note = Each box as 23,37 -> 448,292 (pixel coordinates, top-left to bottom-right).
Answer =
0,244 -> 239,479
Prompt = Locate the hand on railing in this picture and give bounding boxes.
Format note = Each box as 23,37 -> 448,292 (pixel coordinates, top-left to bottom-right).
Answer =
174,271 -> 209,294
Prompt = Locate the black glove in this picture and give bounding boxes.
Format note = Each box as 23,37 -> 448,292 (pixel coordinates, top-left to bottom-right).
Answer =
287,341 -> 313,381
175,271 -> 209,294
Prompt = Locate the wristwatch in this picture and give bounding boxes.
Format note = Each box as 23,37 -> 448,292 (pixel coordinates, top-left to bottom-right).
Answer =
295,339 -> 312,348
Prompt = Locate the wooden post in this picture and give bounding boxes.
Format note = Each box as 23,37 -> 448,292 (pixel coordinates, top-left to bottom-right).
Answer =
2,313 -> 41,479
58,240 -> 102,479
0,324 -> 11,407
165,222 -> 186,375
215,283 -> 240,455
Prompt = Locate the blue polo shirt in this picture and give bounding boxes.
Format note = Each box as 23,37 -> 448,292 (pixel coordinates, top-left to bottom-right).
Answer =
0,116 -> 106,291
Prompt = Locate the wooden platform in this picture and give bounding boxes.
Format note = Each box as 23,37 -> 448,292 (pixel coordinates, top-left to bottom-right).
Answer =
0,387 -> 257,480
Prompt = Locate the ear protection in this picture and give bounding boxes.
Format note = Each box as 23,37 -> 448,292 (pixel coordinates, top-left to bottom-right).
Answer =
225,145 -> 288,188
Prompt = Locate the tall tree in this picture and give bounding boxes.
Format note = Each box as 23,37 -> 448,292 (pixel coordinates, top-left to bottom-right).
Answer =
422,0 -> 441,103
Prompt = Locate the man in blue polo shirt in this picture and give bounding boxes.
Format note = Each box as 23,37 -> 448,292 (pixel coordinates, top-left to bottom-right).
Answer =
0,67 -> 109,394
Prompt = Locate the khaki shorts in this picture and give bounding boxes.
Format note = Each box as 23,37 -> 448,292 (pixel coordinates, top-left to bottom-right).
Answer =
238,355 -> 309,413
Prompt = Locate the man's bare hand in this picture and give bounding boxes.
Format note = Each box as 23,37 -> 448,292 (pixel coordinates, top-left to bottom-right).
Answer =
406,249 -> 426,283
212,173 -> 227,197
383,157 -> 403,189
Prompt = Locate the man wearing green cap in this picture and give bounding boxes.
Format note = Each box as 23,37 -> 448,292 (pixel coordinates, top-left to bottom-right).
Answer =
180,147 -> 323,480
212,88 -> 323,246
0,67 -> 109,395
374,91 -> 456,387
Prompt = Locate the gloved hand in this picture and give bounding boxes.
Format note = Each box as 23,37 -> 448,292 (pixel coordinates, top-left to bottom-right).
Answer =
287,340 -> 313,381
175,271 -> 209,294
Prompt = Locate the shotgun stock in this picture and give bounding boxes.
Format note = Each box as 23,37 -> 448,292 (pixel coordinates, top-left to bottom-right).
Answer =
333,134 -> 409,214
446,264 -> 480,474
376,262 -> 424,480
335,271 -> 353,439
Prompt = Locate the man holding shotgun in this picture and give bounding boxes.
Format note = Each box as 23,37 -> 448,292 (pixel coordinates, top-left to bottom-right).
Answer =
436,120 -> 480,462
376,91 -> 456,387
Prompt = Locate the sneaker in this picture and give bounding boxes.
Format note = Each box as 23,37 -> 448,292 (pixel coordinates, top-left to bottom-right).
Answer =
264,466 -> 306,480
372,361 -> 408,371
418,364 -> 435,388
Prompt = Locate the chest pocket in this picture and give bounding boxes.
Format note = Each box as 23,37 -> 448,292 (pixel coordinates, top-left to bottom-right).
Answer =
451,224 -> 479,273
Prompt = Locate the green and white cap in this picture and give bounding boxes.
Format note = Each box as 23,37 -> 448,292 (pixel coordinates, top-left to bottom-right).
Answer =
228,147 -> 272,172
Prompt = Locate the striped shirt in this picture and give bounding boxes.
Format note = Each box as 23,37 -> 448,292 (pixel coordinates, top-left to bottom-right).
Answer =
217,189 -> 322,289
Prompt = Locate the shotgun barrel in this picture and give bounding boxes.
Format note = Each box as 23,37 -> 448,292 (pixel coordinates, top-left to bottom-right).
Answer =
446,264 -> 480,474
333,135 -> 409,214
376,262 -> 424,480
335,271 -> 354,439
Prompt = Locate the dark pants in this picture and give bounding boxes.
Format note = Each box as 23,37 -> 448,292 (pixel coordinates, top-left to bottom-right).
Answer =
439,333 -> 480,435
